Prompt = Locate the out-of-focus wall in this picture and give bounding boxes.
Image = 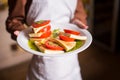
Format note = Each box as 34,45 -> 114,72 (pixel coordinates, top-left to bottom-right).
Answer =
0,0 -> 8,10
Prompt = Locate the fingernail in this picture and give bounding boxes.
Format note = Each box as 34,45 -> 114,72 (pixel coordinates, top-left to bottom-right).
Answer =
14,31 -> 20,36
85,26 -> 88,29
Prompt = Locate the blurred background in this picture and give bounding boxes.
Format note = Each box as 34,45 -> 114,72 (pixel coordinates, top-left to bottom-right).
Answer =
0,0 -> 120,80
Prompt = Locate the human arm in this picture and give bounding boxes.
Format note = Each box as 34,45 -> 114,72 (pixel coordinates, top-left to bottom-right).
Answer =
71,0 -> 88,29
6,0 -> 27,40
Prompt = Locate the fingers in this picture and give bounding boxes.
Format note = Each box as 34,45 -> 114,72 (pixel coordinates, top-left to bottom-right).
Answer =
6,19 -> 26,34
71,19 -> 88,29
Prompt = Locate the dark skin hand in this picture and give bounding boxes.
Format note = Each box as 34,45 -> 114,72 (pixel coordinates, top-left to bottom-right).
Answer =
6,19 -> 25,40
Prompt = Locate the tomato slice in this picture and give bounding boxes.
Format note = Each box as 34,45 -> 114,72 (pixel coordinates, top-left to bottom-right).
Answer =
64,29 -> 80,35
38,25 -> 51,33
32,20 -> 50,28
39,31 -> 51,38
45,41 -> 64,50
59,35 -> 75,42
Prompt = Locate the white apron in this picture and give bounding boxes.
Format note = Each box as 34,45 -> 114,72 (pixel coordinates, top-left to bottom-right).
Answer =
26,0 -> 82,80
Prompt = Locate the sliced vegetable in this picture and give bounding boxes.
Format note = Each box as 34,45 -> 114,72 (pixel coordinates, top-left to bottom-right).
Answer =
59,35 -> 75,42
64,29 -> 80,35
38,25 -> 51,33
32,20 -> 50,28
39,31 -> 51,38
45,41 -> 64,50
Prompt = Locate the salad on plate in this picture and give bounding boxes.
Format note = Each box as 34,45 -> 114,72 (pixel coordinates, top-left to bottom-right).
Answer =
28,20 -> 87,54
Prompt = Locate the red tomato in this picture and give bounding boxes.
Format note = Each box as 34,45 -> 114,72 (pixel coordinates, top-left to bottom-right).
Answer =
59,35 -> 75,42
45,41 -> 64,50
32,20 -> 50,28
38,25 -> 51,33
32,23 -> 41,28
39,31 -> 51,38
64,29 -> 80,35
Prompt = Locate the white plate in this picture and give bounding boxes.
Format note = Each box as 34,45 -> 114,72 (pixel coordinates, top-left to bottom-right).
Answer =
17,23 -> 92,57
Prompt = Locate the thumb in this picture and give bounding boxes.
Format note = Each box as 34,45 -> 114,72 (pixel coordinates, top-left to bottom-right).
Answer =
14,31 -> 20,36
72,19 -> 88,29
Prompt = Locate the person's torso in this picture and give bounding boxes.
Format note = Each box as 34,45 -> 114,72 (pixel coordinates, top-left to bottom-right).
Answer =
26,0 -> 77,25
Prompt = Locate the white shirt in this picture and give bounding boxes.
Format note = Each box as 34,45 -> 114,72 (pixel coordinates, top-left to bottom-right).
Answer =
26,0 -> 82,80
26,0 -> 77,25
